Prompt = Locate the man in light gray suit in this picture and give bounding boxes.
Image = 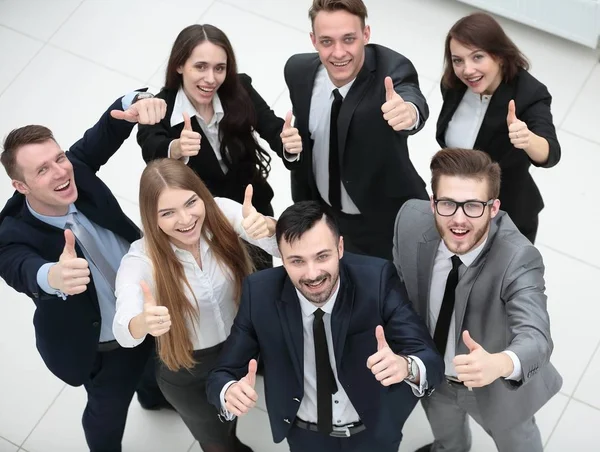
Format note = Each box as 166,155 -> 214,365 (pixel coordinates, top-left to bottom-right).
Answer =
393,148 -> 562,452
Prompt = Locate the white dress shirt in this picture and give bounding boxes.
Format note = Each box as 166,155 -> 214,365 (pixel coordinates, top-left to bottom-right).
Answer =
429,238 -> 522,380
169,87 -> 227,172
444,89 -> 492,149
113,197 -> 279,350
220,278 -> 428,423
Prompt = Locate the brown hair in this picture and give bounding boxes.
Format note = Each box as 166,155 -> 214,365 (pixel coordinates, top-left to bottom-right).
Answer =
139,159 -> 253,370
442,12 -> 529,89
430,148 -> 501,199
1,125 -> 56,180
308,0 -> 368,28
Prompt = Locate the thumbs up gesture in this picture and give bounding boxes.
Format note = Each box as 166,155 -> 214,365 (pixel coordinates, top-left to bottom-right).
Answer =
507,100 -> 531,150
366,325 -> 410,386
140,281 -> 171,337
110,96 -> 167,124
171,112 -> 202,160
47,230 -> 91,295
280,111 -> 303,155
241,185 -> 275,239
224,359 -> 259,416
381,76 -> 417,131
453,330 -> 514,388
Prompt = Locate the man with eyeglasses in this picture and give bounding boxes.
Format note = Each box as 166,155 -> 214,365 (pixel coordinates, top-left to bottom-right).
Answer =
392,148 -> 562,452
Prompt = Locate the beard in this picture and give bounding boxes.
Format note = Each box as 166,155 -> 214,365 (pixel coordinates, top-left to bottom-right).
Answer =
297,271 -> 340,305
434,214 -> 491,255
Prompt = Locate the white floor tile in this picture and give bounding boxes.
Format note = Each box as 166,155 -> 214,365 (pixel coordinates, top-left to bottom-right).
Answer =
0,437 -> 18,452
544,399 -> 600,450
49,0 -> 214,82
561,63 -> 600,144
574,344 -> 600,410
0,27 -> 43,96
0,282 -> 65,445
22,385 -> 195,452
537,244 -> 600,395
0,0 -> 81,41
220,0 -> 313,33
534,130 -> 600,266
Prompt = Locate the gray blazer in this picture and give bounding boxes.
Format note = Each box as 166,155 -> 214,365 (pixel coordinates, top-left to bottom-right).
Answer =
392,200 -> 562,431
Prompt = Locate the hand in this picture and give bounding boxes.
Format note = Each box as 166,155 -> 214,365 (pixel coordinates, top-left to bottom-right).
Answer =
47,230 -> 90,295
171,112 -> 202,160
140,280 -> 171,337
241,185 -> 274,239
381,76 -> 417,131
224,359 -> 259,416
280,111 -> 302,155
110,97 -> 167,124
507,100 -> 531,150
366,325 -> 409,386
453,330 -> 513,388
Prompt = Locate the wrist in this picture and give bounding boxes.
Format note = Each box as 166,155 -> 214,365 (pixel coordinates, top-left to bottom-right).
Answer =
497,352 -> 514,378
47,264 -> 61,290
267,218 -> 276,237
129,313 -> 148,339
170,139 -> 182,160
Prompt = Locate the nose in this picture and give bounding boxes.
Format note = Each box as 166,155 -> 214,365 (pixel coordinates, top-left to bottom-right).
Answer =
304,261 -> 322,280
204,70 -> 215,84
53,162 -> 68,179
177,209 -> 192,225
453,205 -> 468,222
332,42 -> 346,59
463,60 -> 475,75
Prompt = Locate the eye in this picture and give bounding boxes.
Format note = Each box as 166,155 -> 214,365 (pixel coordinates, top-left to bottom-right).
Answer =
291,259 -> 303,265
215,66 -> 226,73
57,154 -> 66,162
451,58 -> 462,65
317,254 -> 329,261
473,54 -> 483,61
38,167 -> 47,175
195,63 -> 207,71
344,37 -> 355,43
320,39 -> 331,46
186,199 -> 197,207
160,211 -> 173,217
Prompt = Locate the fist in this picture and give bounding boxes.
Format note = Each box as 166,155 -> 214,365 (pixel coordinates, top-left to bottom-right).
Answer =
140,281 -> 171,337
172,112 -> 201,160
280,111 -> 302,155
48,229 -> 90,295
381,76 -> 417,131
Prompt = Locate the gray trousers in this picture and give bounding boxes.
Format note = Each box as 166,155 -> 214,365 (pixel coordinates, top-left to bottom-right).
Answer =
421,380 -> 543,452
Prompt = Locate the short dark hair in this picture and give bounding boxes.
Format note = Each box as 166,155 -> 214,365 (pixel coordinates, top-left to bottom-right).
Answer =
276,201 -> 340,246
308,0 -> 368,28
431,148 -> 501,199
442,12 -> 529,89
1,125 -> 56,180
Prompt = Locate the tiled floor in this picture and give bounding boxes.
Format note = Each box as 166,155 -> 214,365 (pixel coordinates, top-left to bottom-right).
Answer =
0,0 -> 598,450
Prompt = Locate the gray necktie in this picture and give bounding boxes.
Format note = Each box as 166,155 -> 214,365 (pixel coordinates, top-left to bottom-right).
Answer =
65,213 -> 117,292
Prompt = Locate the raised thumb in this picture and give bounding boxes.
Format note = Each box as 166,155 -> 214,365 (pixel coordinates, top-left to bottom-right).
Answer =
183,112 -> 193,131
384,76 -> 396,102
62,229 -> 77,257
463,330 -> 481,352
375,325 -> 388,351
507,99 -> 517,125
242,184 -> 253,217
284,111 -> 293,129
245,359 -> 258,387
140,280 -> 157,307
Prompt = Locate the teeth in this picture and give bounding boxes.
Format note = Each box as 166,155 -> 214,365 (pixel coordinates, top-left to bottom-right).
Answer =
177,222 -> 195,232
55,181 -> 69,190
467,76 -> 482,82
332,61 -> 350,67
198,86 -> 214,93
451,228 -> 467,234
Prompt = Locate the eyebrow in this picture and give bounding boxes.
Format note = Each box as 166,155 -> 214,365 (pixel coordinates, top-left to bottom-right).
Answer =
193,60 -> 226,66
285,249 -> 332,260
319,32 -> 356,39
451,49 -> 483,58
157,194 -> 197,213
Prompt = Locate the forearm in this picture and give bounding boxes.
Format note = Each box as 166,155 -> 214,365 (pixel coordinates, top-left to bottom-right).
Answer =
128,313 -> 148,340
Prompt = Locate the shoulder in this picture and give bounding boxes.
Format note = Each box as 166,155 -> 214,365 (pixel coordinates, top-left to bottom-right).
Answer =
488,212 -> 544,266
396,199 -> 433,228
341,252 -> 396,282
0,192 -> 25,230
368,44 -> 414,71
245,265 -> 288,291
512,69 -> 550,100
285,52 -> 319,73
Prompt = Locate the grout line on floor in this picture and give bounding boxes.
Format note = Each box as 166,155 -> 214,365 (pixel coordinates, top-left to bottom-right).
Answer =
569,395 -> 600,412
219,0 -> 309,35
0,435 -> 20,449
557,61 -> 598,130
536,243 -> 600,272
543,397 -> 572,448
18,384 -> 68,449
186,439 -> 197,452
556,125 -> 600,150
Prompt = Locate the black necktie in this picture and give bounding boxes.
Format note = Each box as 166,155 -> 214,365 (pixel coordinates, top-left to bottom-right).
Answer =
433,255 -> 462,357
328,89 -> 343,211
313,308 -> 337,433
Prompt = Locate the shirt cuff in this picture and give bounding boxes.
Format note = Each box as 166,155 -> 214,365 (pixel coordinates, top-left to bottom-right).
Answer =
503,350 -> 523,381
167,139 -> 190,164
121,91 -> 138,111
36,262 -> 67,300
404,355 -> 428,397
283,148 -> 300,162
405,102 -> 420,130
219,380 -> 237,421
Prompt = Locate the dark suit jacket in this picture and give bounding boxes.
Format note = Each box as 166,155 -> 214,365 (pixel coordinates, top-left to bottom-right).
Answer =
436,68 -> 561,232
0,98 -> 142,386
284,44 -> 429,214
206,253 -> 444,444
137,74 -> 284,216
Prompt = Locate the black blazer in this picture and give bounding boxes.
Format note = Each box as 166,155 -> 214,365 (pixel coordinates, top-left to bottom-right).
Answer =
137,74 -> 285,216
206,253 -> 444,444
284,44 -> 429,214
436,69 -> 561,231
0,98 -> 142,386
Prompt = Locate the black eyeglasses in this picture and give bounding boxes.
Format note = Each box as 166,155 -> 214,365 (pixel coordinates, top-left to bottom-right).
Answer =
434,198 -> 494,218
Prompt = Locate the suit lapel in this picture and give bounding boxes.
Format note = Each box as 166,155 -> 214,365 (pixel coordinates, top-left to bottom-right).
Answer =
436,85 -> 466,145
474,81 -> 513,157
296,57 -> 322,144
337,47 -> 375,164
331,266 -> 355,369
276,278 -> 304,386
417,226 -> 441,325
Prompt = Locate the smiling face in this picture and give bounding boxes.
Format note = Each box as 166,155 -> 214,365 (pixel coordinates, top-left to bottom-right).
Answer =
12,140 -> 77,216
280,219 -> 344,306
310,9 -> 370,88
177,41 -> 227,110
432,175 -> 500,255
156,187 -> 206,251
449,38 -> 503,95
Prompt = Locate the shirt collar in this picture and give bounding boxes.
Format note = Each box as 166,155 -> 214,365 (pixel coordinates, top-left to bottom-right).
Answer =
317,65 -> 356,99
170,87 -> 224,128
296,277 -> 341,317
438,236 -> 487,267
26,199 -> 77,229
169,230 -> 211,259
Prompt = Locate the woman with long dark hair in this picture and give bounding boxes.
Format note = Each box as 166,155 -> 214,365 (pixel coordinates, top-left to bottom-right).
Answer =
137,24 -> 301,269
113,159 -> 279,452
436,12 -> 561,243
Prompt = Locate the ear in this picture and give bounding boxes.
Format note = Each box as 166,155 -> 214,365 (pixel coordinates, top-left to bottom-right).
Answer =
310,31 -> 317,49
11,179 -> 29,195
363,24 -> 371,44
176,65 -> 183,75
430,195 -> 436,214
338,235 -> 344,259
489,198 -> 501,218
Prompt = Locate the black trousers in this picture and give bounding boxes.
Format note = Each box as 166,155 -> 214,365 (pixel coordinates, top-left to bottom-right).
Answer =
82,337 -> 164,452
286,425 -> 401,452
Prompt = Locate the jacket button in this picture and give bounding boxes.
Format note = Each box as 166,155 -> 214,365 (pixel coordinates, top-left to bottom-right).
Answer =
92,321 -> 100,327
284,418 -> 291,424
